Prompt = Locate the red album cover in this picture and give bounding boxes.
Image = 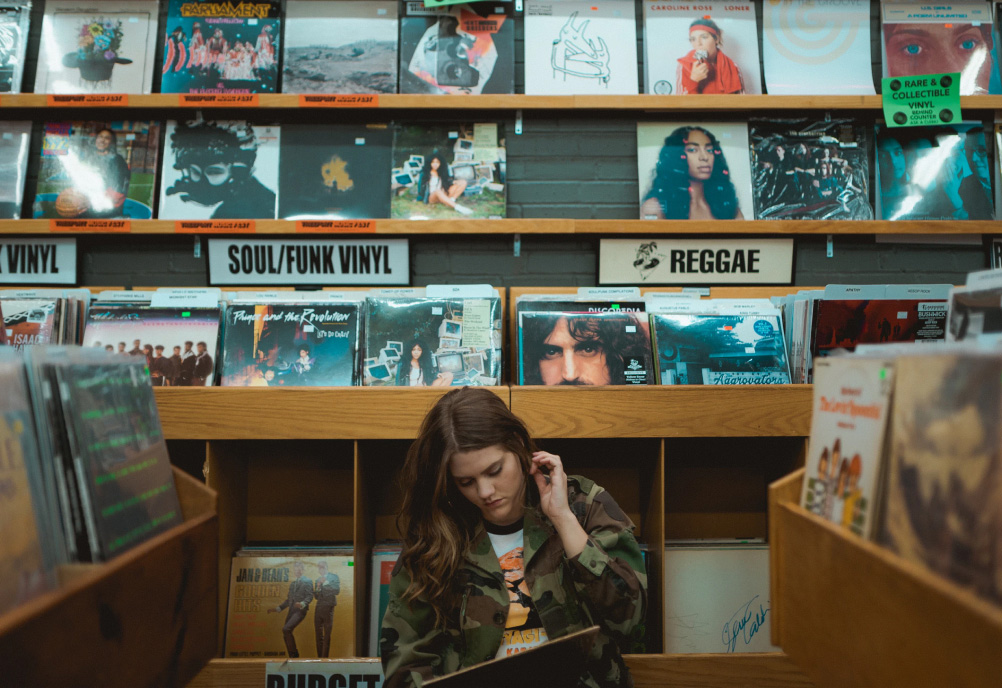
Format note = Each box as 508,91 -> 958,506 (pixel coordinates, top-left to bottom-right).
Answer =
811,299 -> 947,357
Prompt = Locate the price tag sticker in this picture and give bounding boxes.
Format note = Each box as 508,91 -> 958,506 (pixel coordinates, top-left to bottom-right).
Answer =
175,220 -> 255,234
49,219 -> 131,233
47,94 -> 129,106
178,94 -> 260,107
296,220 -> 377,233
298,94 -> 379,108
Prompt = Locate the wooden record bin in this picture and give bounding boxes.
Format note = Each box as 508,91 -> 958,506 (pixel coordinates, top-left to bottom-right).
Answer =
769,470 -> 1002,688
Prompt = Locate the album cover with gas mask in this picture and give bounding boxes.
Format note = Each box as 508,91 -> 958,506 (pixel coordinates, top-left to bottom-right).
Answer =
398,1 -> 514,95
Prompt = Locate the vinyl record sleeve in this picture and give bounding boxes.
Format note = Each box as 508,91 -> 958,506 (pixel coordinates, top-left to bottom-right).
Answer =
875,121 -> 994,221
368,545 -> 401,657
524,0 -> 639,95
518,311 -> 654,386
642,0 -> 761,95
220,301 -> 360,386
750,118 -> 873,220
391,123 -> 505,219
225,555 -> 355,658
160,120 -> 279,220
810,299 -> 948,357
761,0 -> 874,95
0,2 -> 31,93
33,120 -> 160,220
279,124 -> 391,220
650,312 -> 790,385
160,0 -> 281,94
0,298 -> 59,348
82,304 -> 222,386
364,296 -> 503,386
35,0 -> 158,94
0,121 -> 29,219
399,2 -> 514,95
947,285 -> 1002,340
637,121 -> 754,220
282,0 -> 397,94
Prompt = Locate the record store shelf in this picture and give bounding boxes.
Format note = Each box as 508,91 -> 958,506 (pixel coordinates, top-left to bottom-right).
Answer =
1,218 -> 997,236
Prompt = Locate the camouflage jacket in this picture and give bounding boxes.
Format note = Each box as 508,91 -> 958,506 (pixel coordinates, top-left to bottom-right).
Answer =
381,475 -> 647,688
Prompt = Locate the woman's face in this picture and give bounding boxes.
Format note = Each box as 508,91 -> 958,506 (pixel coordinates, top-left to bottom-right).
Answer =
430,158 -> 441,172
450,444 -> 525,527
95,130 -> 113,152
411,344 -> 422,359
775,145 -> 786,160
684,129 -> 714,181
689,29 -> 718,58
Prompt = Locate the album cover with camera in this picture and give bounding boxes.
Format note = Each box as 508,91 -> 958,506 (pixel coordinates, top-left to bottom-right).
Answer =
0,2 -> 31,93
517,311 -> 654,386
159,120 -> 280,220
35,0 -> 159,94
363,296 -> 502,387
220,301 -> 361,387
283,0 -> 397,94
32,120 -> 160,220
279,124 -> 392,220
642,0 -> 761,96
161,0 -> 281,94
0,120 -> 31,219
750,118 -> 873,221
399,1 -> 514,95
391,123 -> 505,219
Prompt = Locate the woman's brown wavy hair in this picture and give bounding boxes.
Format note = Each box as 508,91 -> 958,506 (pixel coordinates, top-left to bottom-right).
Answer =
396,387 -> 539,626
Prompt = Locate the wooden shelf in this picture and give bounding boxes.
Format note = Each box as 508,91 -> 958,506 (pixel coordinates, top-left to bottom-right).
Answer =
574,220 -> 1002,235
769,470 -> 1002,688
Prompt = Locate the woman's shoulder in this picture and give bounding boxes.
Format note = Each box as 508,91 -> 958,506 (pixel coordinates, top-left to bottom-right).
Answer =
566,474 -> 635,530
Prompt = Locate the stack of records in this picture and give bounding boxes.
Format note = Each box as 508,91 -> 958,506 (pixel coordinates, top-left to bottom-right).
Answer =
219,292 -> 362,387
649,299 -> 791,385
0,2 -> 31,93
368,542 -> 402,657
364,291 -> 502,386
0,288 -> 91,349
0,120 -> 30,218
224,545 -> 355,659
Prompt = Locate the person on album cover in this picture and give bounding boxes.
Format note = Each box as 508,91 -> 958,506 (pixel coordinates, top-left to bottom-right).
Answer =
641,126 -> 744,220
268,560 -> 314,658
117,342 -> 126,355
959,132 -> 993,219
313,560 -> 340,658
415,152 -> 473,216
291,346 -> 315,379
59,127 -> 130,220
150,345 -> 173,385
129,339 -> 142,356
884,22 -> 996,95
395,340 -> 453,387
675,18 -> 745,95
180,340 -> 196,385
192,341 -> 213,386
169,345 -> 183,385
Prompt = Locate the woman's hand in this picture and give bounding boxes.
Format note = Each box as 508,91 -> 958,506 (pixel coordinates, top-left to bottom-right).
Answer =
690,61 -> 710,83
531,451 -> 588,558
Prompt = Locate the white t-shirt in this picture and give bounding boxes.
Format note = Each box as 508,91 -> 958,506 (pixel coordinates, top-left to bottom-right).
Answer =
486,521 -> 549,658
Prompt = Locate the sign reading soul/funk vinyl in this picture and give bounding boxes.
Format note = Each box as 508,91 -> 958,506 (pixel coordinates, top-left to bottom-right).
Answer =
599,238 -> 793,285
208,238 -> 408,285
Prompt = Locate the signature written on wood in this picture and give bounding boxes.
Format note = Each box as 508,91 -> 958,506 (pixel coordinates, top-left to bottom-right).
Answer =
721,595 -> 770,653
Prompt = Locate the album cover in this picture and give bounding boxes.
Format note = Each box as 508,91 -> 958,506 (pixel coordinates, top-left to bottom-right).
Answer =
33,121 -> 160,220
220,301 -> 360,386
518,311 -> 654,386
637,121 -> 754,220
882,3 -> 999,95
160,120 -> 279,220
283,0 -> 397,94
750,118 -> 873,220
800,356 -> 894,538
160,0 -> 281,94
368,543 -> 401,657
0,121 -> 31,219
650,312 -> 790,385
811,299 -> 947,357
876,122 -> 994,221
279,124 -> 392,220
82,304 -> 222,386
391,123 -> 505,219
0,298 -> 59,348
762,0 -> 874,95
947,284 -> 1002,340
0,2 -> 31,93
879,353 -> 1002,605
399,2 -> 514,95
524,0 -> 639,95
364,296 -> 503,386
642,0 -> 761,95
225,554 -> 355,658
35,0 -> 158,94
515,296 -> 648,315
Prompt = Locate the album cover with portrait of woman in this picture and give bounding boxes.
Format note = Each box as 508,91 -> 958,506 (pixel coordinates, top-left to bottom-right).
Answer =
32,120 -> 160,220
642,0 -> 761,96
637,121 -> 754,220
391,123 -> 505,220
0,2 -> 31,93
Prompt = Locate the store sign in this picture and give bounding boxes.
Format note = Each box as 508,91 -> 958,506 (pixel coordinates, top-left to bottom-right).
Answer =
208,238 -> 408,286
599,238 -> 793,285
881,72 -> 960,129
0,238 -> 76,284
264,661 -> 383,687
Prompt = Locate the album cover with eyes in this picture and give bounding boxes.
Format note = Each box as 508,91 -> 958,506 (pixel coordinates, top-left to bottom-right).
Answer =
159,120 -> 280,220
882,2 -> 1000,96
0,2 -> 31,93
399,1 -> 514,95
0,120 -> 31,219
278,124 -> 391,220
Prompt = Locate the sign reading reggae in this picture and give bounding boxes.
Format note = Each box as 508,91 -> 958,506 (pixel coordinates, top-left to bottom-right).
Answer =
881,72 -> 961,128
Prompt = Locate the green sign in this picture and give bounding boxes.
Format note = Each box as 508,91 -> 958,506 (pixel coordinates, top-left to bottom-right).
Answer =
881,72 -> 961,128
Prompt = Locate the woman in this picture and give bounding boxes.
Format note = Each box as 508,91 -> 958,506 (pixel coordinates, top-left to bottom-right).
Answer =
380,388 -> 646,687
82,127 -> 130,218
395,340 -> 453,387
641,126 -> 744,220
417,152 -> 473,215
675,18 -> 745,95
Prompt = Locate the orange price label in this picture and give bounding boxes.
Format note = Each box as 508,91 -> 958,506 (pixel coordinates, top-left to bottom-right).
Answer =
49,219 -> 131,233
47,94 -> 129,107
298,94 -> 379,108
296,220 -> 377,233
178,94 -> 260,107
174,220 -> 255,234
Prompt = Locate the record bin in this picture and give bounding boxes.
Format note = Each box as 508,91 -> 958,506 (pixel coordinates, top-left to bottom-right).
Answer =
0,467 -> 218,688
769,469 -> 1002,688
